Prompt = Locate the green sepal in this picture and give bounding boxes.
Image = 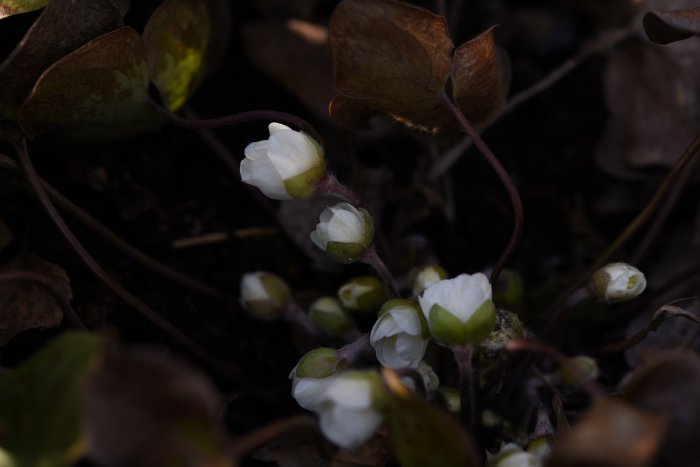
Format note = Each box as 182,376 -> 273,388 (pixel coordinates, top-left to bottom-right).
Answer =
283,159 -> 327,199
295,347 -> 338,379
359,208 -> 375,246
309,299 -> 352,336
326,240 -> 366,263
590,269 -> 611,300
429,304 -> 469,347
429,300 -> 497,347
259,273 -> 291,307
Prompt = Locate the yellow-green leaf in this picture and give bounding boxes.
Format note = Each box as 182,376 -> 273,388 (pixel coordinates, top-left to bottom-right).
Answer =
0,332 -> 105,467
143,0 -> 230,111
0,0 -> 47,19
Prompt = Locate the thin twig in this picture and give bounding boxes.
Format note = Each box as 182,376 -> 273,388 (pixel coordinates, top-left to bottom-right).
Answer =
0,152 -> 236,306
439,92 -> 524,284
13,138 -> 246,385
361,247 -> 399,298
0,270 -> 86,330
152,99 -> 323,144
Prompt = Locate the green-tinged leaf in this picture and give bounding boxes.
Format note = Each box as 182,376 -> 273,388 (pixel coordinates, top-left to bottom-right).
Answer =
382,369 -> 479,467
0,256 -> 72,346
451,26 -> 510,131
19,27 -> 163,142
330,0 -> 453,133
84,347 -> 233,467
0,0 -> 47,19
0,0 -> 123,122
0,332 -> 105,467
644,8 -> 700,44
143,0 -> 230,110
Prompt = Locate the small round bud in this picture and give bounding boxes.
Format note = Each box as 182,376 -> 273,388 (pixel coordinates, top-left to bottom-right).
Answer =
489,443 -> 540,467
310,202 -> 374,263
418,273 -> 497,347
411,264 -> 448,295
439,387 -> 461,415
480,309 -> 525,353
240,122 -> 326,200
338,276 -> 385,313
308,297 -> 353,337
399,361 -> 440,393
493,269 -> 524,308
591,262 -> 646,303
240,271 -> 291,320
289,348 -> 339,411
558,355 -> 599,386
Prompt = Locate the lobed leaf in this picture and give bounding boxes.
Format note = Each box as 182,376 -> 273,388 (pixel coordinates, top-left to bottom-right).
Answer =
19,27 -> 162,142
451,26 -> 510,131
0,0 -> 123,121
330,0 -> 453,133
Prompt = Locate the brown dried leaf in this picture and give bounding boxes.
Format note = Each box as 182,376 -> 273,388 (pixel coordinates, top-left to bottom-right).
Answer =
330,0 -> 453,133
644,8 -> 700,44
547,397 -> 667,467
85,346 -> 232,467
0,0 -> 123,121
451,26 -> 510,130
0,256 -> 71,346
253,426 -> 329,467
595,40 -> 700,176
622,350 -> 700,467
243,19 -> 335,121
328,95 -> 379,130
19,27 -> 162,142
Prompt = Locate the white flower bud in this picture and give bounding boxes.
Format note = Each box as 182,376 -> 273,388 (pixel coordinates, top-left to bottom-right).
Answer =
310,202 -> 374,263
316,371 -> 386,450
411,264 -> 448,295
399,361 -> 440,393
489,443 -> 540,467
370,299 -> 429,369
240,122 -> 326,200
240,272 -> 291,320
591,262 -> 646,303
418,273 -> 496,347
308,297 -> 353,337
558,355 -> 599,386
289,348 -> 339,411
338,276 -> 385,313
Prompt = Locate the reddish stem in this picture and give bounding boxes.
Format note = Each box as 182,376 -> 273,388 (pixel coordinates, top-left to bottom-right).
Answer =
439,92 -> 524,285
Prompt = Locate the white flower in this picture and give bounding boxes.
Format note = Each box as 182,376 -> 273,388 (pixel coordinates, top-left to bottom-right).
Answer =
489,443 -> 540,467
418,273 -> 496,347
289,348 -> 338,411
591,262 -> 646,303
316,371 -> 385,450
240,122 -> 326,200
370,300 -> 428,369
240,271 -> 291,320
310,202 -> 373,263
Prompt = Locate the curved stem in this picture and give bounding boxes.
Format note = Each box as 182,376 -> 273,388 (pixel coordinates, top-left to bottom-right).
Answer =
452,345 -> 475,430
283,302 -> 325,339
0,153 -> 236,305
13,138 -> 246,385
361,246 -> 399,298
0,270 -> 86,330
314,173 -> 362,205
439,92 -> 524,285
151,99 -> 323,143
336,333 -> 371,366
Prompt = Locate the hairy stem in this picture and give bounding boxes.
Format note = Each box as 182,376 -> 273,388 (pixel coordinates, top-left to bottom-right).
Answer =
439,92 -> 524,285
361,246 -> 399,298
452,345 -> 475,430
